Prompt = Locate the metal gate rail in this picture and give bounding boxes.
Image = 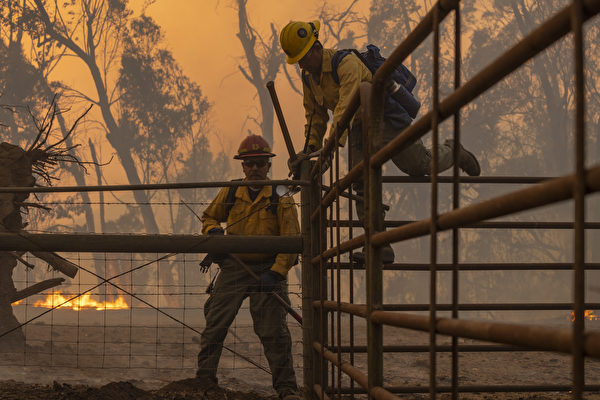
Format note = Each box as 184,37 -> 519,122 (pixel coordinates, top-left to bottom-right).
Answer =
300,0 -> 600,399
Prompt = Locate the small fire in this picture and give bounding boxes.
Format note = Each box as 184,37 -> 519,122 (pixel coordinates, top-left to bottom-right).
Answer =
569,310 -> 599,322
32,291 -> 129,310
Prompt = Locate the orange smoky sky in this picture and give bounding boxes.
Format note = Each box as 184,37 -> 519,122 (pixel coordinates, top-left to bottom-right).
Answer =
144,0 -> 370,178
50,0 -> 371,180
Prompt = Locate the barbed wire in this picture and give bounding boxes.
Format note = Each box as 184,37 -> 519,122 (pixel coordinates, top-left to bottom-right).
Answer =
32,200 -> 302,206
4,185 -> 304,375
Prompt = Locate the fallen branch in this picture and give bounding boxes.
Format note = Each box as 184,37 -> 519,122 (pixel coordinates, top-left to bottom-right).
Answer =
11,277 -> 65,303
30,251 -> 78,278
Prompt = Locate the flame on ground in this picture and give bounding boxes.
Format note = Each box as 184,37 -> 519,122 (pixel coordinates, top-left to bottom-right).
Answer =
31,291 -> 129,310
569,310 -> 599,322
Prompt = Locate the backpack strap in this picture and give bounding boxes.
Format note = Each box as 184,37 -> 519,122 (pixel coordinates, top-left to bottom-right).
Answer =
268,186 -> 279,215
301,69 -> 311,88
224,180 -> 280,220
331,49 -> 373,85
331,49 -> 352,85
224,179 -> 242,219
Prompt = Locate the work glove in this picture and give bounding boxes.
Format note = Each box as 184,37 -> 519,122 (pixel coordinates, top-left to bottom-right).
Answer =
206,227 -> 226,265
257,270 -> 285,293
287,145 -> 318,178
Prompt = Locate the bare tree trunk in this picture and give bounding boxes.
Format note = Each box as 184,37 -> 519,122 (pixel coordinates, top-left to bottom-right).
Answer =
0,255 -> 25,354
32,0 -> 160,234
53,95 -> 96,232
235,0 -> 283,147
511,1 -> 569,175
88,140 -> 106,233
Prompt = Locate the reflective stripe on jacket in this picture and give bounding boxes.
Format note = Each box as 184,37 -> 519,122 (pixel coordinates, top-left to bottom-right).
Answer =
201,180 -> 300,276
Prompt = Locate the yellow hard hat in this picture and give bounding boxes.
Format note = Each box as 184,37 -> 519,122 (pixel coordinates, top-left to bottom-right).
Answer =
279,20 -> 320,64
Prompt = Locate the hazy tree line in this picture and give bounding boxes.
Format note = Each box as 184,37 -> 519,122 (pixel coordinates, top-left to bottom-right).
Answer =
1,0 -> 230,238
1,0 -> 598,309
348,0 -> 599,308
243,0 -> 599,309
1,0 -> 233,300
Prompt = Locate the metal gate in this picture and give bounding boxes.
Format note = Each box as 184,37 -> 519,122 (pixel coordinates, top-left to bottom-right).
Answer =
299,1 -> 600,399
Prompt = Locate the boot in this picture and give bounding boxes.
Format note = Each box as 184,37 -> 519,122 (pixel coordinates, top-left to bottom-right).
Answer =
279,388 -> 302,400
351,244 -> 395,265
445,139 -> 480,176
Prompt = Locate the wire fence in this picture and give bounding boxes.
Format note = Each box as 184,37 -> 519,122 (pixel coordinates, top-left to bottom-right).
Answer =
7,252 -> 303,375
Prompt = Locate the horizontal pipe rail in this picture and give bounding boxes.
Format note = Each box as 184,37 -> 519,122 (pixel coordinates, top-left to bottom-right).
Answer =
314,0 -> 600,214
319,184 -> 384,210
328,220 -> 600,229
313,0 -> 460,210
315,300 -> 600,312
323,262 -> 600,271
335,384 -> 600,394
0,179 -> 307,193
382,175 -> 554,184
0,233 -> 302,253
371,0 -> 600,168
372,165 -> 600,248
313,163 -> 600,263
312,302 -> 600,357
329,344 -> 542,353
313,342 -> 400,400
311,235 -> 365,265
369,312 -> 600,359
382,303 -> 600,312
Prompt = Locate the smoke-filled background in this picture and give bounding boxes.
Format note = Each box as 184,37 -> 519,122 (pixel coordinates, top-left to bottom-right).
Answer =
1,1 -> 600,397
1,2 -> 600,390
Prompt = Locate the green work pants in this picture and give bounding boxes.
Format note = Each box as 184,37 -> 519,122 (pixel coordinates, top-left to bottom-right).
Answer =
349,117 -> 454,178
349,116 -> 454,219
196,257 -> 297,394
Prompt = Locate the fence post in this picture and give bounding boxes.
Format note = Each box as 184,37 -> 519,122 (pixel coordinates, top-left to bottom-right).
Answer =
301,160 -> 327,399
363,79 -> 384,398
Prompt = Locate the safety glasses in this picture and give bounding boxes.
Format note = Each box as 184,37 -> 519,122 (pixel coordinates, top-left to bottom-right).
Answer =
242,159 -> 269,168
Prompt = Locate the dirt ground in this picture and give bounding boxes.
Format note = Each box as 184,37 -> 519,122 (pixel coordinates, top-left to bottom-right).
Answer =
0,378 -> 277,400
0,375 -> 600,400
2,309 -> 600,399
2,337 -> 600,399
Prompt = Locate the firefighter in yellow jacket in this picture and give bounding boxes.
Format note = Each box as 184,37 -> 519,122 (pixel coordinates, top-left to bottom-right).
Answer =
280,20 -> 480,264
196,135 -> 301,400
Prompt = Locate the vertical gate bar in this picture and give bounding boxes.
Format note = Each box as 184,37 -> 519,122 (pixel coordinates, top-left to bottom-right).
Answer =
335,131 -> 342,399
182,254 -> 186,369
347,144 -> 356,400
301,160 -> 317,398
362,81 -> 374,398
571,0 -> 585,398
451,4 -> 461,400
329,165 -> 335,396
128,252 -> 133,368
365,81 -> 384,397
429,4 -> 441,399
319,158 -> 329,397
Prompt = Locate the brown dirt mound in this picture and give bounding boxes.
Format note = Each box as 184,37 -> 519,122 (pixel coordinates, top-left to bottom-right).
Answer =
57,381 -> 148,400
0,378 -> 277,400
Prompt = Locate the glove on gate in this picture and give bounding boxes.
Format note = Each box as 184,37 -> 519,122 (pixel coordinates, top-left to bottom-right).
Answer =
258,270 -> 285,293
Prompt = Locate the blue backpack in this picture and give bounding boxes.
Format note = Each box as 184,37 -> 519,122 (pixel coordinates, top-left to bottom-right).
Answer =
331,44 -> 421,119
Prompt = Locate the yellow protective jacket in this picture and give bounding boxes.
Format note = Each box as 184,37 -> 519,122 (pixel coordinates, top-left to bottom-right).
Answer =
201,181 -> 300,276
303,48 -> 372,150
